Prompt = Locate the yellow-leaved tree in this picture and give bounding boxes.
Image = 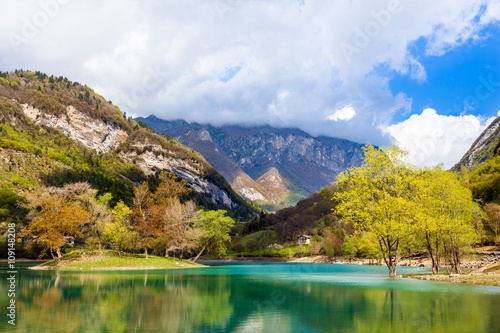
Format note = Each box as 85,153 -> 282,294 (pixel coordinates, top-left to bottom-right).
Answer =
22,186 -> 89,260
414,168 -> 481,274
334,145 -> 417,276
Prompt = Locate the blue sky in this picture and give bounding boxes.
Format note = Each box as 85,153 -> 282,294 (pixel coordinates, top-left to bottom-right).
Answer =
0,0 -> 499,168
389,27 -> 500,122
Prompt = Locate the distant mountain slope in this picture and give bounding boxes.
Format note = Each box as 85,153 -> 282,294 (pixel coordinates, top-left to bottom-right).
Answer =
0,70 -> 256,219
136,115 -> 365,209
453,115 -> 500,171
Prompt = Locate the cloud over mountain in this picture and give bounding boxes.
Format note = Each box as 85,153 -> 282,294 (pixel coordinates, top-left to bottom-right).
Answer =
1,0 -> 499,165
383,108 -> 497,168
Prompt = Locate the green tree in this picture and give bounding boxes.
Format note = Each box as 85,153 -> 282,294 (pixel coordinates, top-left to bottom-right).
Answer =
192,210 -> 235,262
469,156 -> 500,204
357,232 -> 382,264
484,203 -> 500,245
414,168 -> 480,274
334,145 -> 417,276
105,201 -> 136,254
342,235 -> 357,263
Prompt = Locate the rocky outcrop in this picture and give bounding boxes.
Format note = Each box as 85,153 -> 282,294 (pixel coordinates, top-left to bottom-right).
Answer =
1,70 -> 256,216
120,143 -> 235,208
18,103 -> 238,210
453,115 -> 500,170
22,104 -> 128,153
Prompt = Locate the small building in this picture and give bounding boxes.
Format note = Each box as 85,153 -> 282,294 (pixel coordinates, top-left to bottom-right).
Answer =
64,236 -> 75,245
297,235 -> 311,245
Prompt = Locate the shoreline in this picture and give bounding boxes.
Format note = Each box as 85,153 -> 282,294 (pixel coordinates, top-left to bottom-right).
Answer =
217,255 -> 500,287
6,254 -> 500,287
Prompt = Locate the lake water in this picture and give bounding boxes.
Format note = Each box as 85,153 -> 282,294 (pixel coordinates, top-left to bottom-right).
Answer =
1,262 -> 500,332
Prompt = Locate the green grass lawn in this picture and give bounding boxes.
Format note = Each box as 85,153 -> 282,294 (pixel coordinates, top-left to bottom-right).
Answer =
34,250 -> 205,270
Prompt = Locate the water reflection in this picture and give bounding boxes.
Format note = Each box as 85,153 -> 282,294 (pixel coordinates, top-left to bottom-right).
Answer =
1,263 -> 500,333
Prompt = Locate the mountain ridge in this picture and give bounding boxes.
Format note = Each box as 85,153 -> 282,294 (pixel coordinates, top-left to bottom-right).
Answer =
136,115 -> 365,209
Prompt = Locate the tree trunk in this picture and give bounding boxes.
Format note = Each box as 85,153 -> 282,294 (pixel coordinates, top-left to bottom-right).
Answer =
388,264 -> 397,277
50,250 -> 59,262
427,237 -> 439,275
192,244 -> 207,262
56,248 -> 63,260
165,247 -> 169,258
144,246 -> 148,259
453,249 -> 462,274
380,238 -> 399,277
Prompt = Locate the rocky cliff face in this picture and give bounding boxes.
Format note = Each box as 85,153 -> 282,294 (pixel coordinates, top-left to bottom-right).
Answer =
17,102 -> 240,211
137,116 -> 365,209
453,115 -> 500,171
22,104 -> 128,153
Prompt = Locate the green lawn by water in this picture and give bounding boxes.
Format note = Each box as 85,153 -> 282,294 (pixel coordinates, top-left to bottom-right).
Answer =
34,250 -> 204,270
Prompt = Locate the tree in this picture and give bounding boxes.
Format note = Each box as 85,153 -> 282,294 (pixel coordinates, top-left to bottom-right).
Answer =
165,199 -> 197,259
132,172 -> 191,258
468,156 -> 500,204
414,168 -> 480,274
484,203 -> 500,245
105,201 -> 136,255
0,187 -> 27,225
154,171 -> 190,202
357,232 -> 382,264
342,235 -> 357,263
22,190 -> 88,260
320,228 -> 336,258
192,210 -> 235,262
334,145 -> 417,277
132,181 -> 157,258
81,190 -> 113,250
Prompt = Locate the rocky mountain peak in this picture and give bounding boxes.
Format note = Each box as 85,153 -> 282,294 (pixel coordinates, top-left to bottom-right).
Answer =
137,115 -> 365,210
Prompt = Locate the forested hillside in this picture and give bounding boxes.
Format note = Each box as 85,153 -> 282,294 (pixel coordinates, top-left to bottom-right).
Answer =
0,70 -> 256,259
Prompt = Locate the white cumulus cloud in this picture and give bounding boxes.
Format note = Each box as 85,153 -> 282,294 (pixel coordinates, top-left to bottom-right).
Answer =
326,105 -> 357,122
383,108 -> 488,168
0,0 -> 499,146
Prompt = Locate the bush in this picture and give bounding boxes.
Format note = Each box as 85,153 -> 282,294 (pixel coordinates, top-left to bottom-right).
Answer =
232,243 -> 245,252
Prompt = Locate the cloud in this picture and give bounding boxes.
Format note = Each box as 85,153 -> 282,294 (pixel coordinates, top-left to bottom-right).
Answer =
383,108 -> 488,168
0,0 -> 499,146
326,105 -> 356,122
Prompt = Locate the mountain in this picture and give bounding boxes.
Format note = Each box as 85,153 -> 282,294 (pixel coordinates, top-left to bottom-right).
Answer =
0,70 -> 256,219
136,115 -> 365,209
453,114 -> 500,171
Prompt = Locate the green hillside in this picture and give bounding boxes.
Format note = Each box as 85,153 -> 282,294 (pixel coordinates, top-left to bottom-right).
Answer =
0,69 -> 256,217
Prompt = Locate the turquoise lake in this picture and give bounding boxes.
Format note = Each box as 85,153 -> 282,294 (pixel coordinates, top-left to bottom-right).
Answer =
1,262 -> 500,332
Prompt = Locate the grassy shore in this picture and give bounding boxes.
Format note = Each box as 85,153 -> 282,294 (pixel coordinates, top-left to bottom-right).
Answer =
30,250 -> 205,270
